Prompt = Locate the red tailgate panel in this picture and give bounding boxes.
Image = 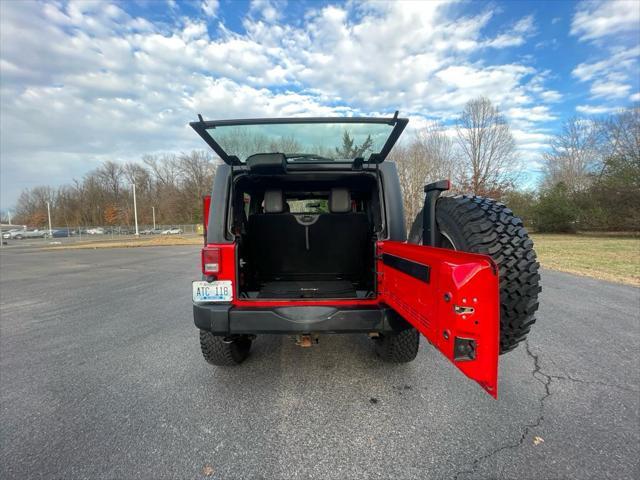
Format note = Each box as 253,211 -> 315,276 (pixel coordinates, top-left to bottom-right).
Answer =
377,241 -> 500,398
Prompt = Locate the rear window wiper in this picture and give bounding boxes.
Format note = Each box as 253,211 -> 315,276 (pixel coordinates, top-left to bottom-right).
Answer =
285,153 -> 336,162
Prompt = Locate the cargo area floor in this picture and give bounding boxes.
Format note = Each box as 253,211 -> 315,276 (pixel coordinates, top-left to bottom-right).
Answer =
256,280 -> 357,299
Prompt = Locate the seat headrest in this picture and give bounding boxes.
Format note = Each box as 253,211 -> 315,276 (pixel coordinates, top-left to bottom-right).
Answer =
264,189 -> 284,213
330,188 -> 351,213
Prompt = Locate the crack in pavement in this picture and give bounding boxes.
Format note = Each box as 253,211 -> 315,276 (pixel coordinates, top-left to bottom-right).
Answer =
453,339 -> 552,480
548,373 -> 639,393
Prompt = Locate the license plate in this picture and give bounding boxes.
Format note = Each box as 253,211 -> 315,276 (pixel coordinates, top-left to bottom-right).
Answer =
192,280 -> 233,302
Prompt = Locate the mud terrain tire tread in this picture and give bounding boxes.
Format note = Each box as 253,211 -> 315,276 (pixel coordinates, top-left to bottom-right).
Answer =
199,330 -> 252,365
375,328 -> 420,363
409,195 -> 541,354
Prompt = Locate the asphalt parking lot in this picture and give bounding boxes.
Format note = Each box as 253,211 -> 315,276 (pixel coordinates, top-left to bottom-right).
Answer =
1,245 -> 638,479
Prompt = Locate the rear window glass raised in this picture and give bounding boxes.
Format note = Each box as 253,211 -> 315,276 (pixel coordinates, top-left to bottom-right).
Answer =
207,122 -> 394,163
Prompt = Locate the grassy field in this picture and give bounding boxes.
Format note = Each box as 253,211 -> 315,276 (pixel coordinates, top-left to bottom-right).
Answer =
47,235 -> 203,250
531,233 -> 640,286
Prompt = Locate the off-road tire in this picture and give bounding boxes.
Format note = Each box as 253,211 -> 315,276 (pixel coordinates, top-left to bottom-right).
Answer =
409,195 -> 541,354
374,328 -> 420,363
199,330 -> 252,366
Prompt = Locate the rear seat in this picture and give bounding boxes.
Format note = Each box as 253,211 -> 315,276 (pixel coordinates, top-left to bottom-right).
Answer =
310,188 -> 370,280
248,188 -> 371,282
248,189 -> 306,280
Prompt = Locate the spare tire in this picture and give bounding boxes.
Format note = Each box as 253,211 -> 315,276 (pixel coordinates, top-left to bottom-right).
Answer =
409,195 -> 541,354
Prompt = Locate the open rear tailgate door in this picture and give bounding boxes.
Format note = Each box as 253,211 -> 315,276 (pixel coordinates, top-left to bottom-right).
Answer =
377,241 -> 500,398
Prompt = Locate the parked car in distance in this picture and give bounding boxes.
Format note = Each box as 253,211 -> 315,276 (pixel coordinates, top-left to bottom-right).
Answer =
151,228 -> 163,234
86,227 -> 105,235
45,229 -> 75,238
162,227 -> 183,235
2,228 -> 22,239
3,229 -> 47,239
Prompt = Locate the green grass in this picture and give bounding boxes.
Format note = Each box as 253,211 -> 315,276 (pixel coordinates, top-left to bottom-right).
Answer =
531,233 -> 640,286
46,235 -> 203,250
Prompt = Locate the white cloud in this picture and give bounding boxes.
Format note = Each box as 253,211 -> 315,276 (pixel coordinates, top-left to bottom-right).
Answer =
539,90 -> 562,102
572,46 -> 640,82
512,129 -> 552,152
484,14 -> 536,48
569,0 -> 638,117
182,21 -> 209,40
0,0 -> 557,206
576,104 -> 618,115
630,92 -> 640,102
249,0 -> 283,23
590,80 -> 631,99
506,105 -> 556,122
571,0 -> 640,41
201,0 -> 219,18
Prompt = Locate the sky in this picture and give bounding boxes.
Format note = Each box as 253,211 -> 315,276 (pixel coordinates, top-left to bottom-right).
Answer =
1,0 -> 639,209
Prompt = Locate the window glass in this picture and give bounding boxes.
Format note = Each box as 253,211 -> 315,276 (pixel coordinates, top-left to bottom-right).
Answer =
206,122 -> 394,162
287,199 -> 329,214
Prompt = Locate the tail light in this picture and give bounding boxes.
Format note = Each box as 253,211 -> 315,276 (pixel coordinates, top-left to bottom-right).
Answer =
202,247 -> 220,275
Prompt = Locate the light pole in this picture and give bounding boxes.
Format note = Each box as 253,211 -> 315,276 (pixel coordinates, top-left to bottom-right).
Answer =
7,211 -> 11,225
152,206 -> 156,230
46,202 -> 53,237
132,183 -> 139,236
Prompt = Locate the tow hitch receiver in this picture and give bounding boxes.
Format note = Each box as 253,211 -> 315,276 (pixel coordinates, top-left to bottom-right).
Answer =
295,334 -> 318,347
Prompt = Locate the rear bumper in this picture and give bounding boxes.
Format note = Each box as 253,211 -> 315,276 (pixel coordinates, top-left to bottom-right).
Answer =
193,303 -> 406,335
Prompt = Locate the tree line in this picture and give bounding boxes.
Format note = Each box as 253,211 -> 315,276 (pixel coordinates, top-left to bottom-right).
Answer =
6,98 -> 639,233
391,99 -> 639,232
10,151 -> 217,228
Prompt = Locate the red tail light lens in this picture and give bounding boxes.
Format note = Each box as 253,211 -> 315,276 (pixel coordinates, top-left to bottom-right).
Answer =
203,195 -> 211,240
202,247 -> 220,275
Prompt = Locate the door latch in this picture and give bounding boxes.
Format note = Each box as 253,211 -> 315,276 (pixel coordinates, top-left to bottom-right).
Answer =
454,305 -> 475,315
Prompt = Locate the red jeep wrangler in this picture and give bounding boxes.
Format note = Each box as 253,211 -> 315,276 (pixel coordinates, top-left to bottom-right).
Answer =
190,114 -> 540,397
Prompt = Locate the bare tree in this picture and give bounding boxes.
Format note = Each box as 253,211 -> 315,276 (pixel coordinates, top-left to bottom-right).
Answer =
455,97 -> 518,196
14,186 -> 55,227
542,117 -> 603,192
391,122 -> 456,229
177,151 -> 217,199
123,162 -> 151,189
95,161 -> 124,199
143,154 -> 179,187
601,107 -> 639,165
176,151 -> 217,222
